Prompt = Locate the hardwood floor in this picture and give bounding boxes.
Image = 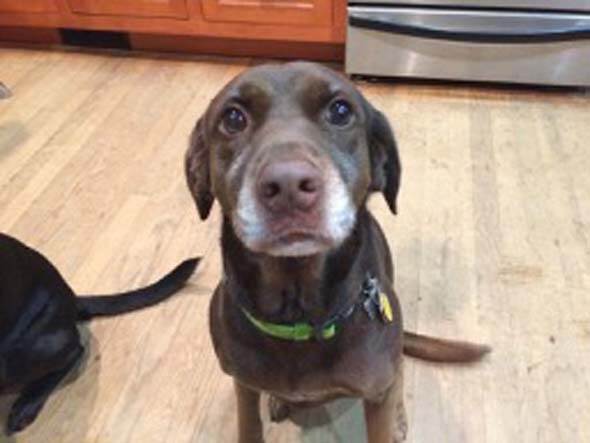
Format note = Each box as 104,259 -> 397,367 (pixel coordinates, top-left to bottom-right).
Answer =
1,47 -> 589,443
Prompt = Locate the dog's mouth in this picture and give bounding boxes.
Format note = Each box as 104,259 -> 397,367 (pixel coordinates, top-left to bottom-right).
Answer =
232,213 -> 337,257
249,229 -> 335,257
260,234 -> 333,257
273,228 -> 333,246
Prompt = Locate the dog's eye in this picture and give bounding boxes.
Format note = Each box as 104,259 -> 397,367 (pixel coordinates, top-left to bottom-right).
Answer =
327,99 -> 353,126
221,107 -> 248,134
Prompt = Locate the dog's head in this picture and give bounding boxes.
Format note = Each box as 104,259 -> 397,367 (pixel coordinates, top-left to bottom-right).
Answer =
186,62 -> 400,257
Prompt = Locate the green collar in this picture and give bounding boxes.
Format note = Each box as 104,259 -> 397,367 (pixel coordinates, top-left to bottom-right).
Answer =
241,308 -> 337,341
240,274 -> 393,342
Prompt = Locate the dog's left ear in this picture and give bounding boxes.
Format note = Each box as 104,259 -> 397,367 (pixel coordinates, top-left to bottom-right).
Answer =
367,105 -> 401,214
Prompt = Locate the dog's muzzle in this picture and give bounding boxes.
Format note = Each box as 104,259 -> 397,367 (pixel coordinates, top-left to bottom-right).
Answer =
233,154 -> 356,257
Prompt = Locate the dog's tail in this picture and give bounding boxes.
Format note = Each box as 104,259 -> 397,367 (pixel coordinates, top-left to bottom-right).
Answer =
403,331 -> 491,363
76,258 -> 199,321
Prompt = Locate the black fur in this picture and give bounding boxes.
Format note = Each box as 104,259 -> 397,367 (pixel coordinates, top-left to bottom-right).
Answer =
0,233 -> 198,434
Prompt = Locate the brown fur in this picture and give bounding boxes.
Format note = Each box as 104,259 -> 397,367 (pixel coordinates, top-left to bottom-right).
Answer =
404,332 -> 490,363
185,62 -> 490,443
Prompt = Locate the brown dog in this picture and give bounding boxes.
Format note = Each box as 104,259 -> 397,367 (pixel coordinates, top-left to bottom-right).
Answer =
185,62 -> 490,443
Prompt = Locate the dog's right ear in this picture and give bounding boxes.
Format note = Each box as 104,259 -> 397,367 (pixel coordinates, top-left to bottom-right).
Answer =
185,118 -> 214,220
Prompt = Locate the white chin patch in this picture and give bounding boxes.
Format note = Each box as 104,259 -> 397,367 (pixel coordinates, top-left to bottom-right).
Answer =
233,165 -> 356,256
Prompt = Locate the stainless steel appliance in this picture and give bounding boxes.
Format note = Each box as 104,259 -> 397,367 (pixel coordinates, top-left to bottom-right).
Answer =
346,0 -> 590,86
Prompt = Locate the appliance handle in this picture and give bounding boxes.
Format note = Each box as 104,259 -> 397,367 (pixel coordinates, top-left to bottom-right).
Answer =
349,14 -> 590,44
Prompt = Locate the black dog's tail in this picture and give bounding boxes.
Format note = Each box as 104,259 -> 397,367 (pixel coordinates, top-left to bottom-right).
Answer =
76,258 -> 199,321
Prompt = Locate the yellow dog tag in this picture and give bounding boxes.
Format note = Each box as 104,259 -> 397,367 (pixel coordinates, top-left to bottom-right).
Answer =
379,293 -> 393,323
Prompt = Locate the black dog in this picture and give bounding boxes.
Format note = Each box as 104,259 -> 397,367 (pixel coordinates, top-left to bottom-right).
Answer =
0,233 -> 198,434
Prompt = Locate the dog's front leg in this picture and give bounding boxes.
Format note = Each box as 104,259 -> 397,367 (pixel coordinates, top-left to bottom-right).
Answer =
363,362 -> 407,443
234,380 -> 264,443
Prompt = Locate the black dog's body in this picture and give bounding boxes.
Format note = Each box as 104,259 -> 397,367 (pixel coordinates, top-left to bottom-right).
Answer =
0,233 -> 198,434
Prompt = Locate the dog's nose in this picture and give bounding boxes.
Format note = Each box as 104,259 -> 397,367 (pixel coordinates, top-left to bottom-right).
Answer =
257,160 -> 322,213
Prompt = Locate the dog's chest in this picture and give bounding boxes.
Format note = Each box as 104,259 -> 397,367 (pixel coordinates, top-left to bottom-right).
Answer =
218,322 -> 398,402
211,280 -> 401,402
267,341 -> 396,403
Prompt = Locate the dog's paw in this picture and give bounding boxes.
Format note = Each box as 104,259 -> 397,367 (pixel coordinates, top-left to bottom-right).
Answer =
6,398 -> 43,435
268,396 -> 291,423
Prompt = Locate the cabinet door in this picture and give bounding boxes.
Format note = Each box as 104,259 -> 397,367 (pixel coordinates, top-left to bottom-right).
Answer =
200,0 -> 332,26
0,0 -> 58,13
67,0 -> 188,19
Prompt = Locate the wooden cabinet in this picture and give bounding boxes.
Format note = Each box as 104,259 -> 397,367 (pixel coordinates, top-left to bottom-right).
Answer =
66,0 -> 188,19
200,0 -> 332,26
0,0 -> 345,60
0,0 -> 58,13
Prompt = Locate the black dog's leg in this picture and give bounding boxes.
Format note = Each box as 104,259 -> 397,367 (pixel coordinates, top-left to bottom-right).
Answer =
6,344 -> 83,435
